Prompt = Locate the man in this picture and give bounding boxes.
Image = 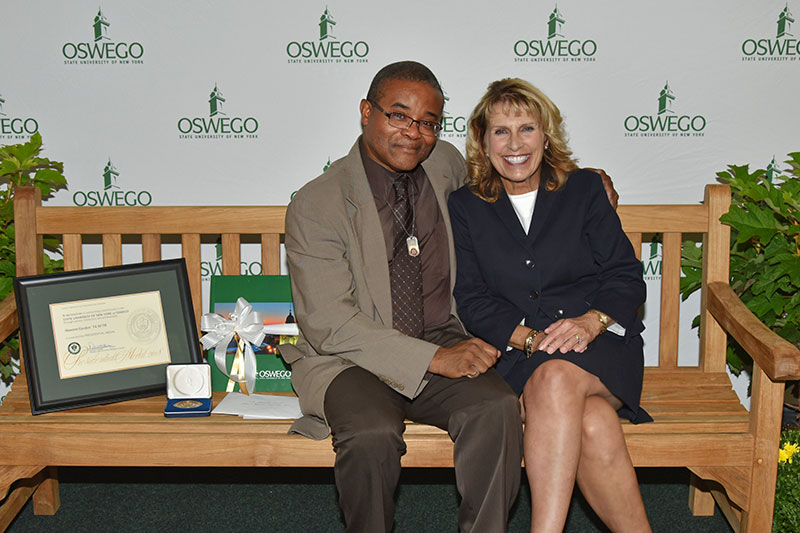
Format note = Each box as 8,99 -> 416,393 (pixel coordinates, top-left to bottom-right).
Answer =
280,61 -> 523,532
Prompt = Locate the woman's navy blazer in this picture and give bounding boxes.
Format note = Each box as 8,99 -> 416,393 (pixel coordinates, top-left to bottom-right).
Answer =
448,169 -> 646,352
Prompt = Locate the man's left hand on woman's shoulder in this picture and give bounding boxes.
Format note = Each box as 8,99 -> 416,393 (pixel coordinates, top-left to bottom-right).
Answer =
583,167 -> 619,209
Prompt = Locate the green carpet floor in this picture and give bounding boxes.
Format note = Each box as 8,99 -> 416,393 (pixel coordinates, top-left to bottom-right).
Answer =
7,467 -> 733,532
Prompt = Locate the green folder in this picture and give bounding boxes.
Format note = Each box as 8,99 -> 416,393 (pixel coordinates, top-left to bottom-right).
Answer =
207,275 -> 295,393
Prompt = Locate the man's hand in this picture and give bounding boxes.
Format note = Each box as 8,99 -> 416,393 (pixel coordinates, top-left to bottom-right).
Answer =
585,167 -> 619,209
429,338 -> 501,379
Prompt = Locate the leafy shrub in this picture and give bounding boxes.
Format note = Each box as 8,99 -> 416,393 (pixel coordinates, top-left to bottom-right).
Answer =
0,133 -> 67,384
681,153 -> 800,375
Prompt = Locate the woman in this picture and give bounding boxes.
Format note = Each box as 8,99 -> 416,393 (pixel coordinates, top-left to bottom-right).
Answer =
448,78 -> 652,532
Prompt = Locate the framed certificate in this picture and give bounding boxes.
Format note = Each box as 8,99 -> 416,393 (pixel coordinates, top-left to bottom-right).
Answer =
14,259 -> 201,414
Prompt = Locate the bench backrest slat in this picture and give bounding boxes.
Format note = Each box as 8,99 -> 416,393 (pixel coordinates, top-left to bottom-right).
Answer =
63,234 -> 83,270
699,185 -> 731,373
261,233 -> 282,275
221,234 -> 241,275
658,232 -> 682,369
181,233 -> 202,321
142,234 -> 161,262
628,232 -> 642,261
102,234 -> 122,266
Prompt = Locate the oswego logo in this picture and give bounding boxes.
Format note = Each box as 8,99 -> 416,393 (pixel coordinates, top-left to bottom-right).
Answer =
642,242 -> 662,281
623,82 -> 707,138
766,156 -> 782,182
439,90 -> 467,140
177,85 -> 259,140
0,92 -> 39,141
72,158 -> 153,206
256,370 -> 291,380
514,5 -> 597,63
62,7 -> 145,65
286,7 -> 369,64
742,5 -> 799,61
201,243 -> 263,280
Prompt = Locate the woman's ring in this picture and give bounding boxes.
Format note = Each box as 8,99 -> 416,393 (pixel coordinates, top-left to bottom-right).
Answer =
576,334 -> 583,344
467,368 -> 479,378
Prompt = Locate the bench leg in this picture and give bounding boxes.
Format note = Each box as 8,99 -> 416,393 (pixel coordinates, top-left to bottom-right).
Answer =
710,487 -> 743,533
32,466 -> 60,515
688,473 -> 715,516
0,465 -> 47,530
741,367 -> 782,533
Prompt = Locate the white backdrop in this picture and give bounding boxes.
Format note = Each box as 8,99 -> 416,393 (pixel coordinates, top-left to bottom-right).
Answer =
4,0 -> 795,405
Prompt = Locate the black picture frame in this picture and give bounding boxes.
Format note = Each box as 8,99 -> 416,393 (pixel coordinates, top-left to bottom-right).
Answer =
14,259 -> 201,414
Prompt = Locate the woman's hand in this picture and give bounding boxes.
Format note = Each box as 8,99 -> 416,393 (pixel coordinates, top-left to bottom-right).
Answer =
537,313 -> 606,355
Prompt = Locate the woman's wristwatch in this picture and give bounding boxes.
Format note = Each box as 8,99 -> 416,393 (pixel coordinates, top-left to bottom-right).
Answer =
588,309 -> 611,334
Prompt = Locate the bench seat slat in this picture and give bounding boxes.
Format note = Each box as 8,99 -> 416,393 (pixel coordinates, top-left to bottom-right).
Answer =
641,403 -> 749,415
0,384 -> 750,439
0,412 -> 749,432
642,370 -> 734,381
642,390 -> 743,403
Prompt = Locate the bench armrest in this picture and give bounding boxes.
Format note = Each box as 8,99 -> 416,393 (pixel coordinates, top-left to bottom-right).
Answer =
0,293 -> 18,344
708,281 -> 800,381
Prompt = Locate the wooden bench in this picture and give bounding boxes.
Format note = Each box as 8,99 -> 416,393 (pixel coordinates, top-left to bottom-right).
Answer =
1,184 -> 799,532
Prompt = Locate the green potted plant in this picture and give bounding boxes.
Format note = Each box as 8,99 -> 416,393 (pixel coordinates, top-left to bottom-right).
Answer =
680,152 -> 800,531
681,152 -> 800,376
0,132 -> 67,385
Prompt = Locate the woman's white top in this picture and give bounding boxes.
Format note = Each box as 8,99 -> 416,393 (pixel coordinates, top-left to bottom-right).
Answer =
508,189 -> 538,234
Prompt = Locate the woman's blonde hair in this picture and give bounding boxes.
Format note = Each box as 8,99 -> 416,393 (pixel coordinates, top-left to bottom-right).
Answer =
465,78 -> 578,202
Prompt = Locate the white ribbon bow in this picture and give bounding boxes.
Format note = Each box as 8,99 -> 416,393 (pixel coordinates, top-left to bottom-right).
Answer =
200,297 -> 266,394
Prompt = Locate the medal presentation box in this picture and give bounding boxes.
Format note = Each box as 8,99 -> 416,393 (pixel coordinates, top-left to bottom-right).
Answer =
207,276 -> 297,393
164,364 -> 212,417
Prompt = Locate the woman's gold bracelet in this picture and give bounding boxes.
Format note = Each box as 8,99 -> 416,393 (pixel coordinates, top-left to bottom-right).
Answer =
524,329 -> 541,358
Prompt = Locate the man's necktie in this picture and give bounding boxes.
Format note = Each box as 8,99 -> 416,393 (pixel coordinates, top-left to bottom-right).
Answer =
389,173 -> 424,338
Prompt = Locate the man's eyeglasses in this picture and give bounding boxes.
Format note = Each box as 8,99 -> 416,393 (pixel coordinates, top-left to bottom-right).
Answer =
368,100 -> 442,137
